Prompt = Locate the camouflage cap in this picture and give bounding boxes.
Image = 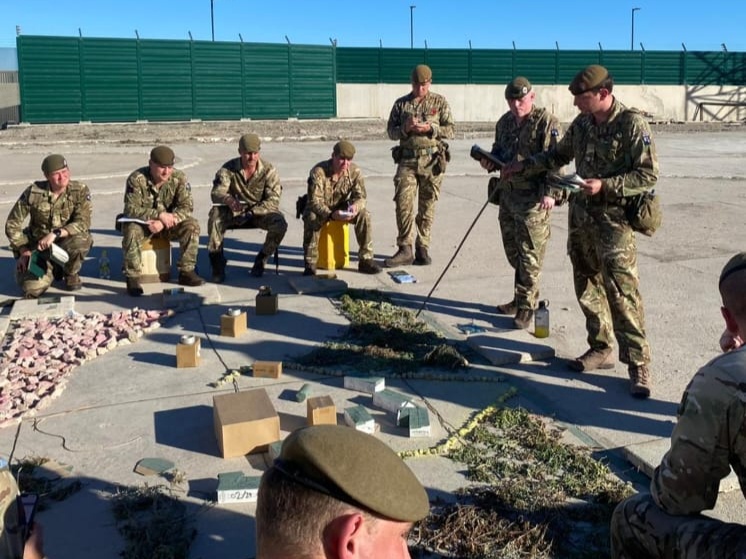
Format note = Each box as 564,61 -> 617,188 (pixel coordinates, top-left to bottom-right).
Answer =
275,425 -> 429,522
150,145 -> 175,166
41,154 -> 68,175
719,252 -> 746,288
333,140 -> 356,159
411,64 -> 432,83
505,76 -> 532,99
569,64 -> 610,95
239,133 -> 261,153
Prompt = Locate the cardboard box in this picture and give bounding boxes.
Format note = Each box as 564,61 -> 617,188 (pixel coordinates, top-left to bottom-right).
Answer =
253,361 -> 282,379
176,338 -> 201,368
307,395 -> 336,426
344,405 -> 375,434
213,389 -> 280,458
220,312 -> 247,337
216,472 -> 261,504
141,236 -> 172,283
344,376 -> 385,394
256,292 -> 279,315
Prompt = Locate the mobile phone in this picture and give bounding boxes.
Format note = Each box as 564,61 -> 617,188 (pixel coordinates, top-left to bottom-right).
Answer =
17,493 -> 38,540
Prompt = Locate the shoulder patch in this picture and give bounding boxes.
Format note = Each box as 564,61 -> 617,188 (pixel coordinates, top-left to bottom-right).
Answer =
642,132 -> 651,146
551,128 -> 559,137
185,182 -> 192,191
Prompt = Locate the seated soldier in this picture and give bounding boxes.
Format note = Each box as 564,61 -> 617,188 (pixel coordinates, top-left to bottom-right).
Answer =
207,133 -> 288,281
301,140 -> 382,276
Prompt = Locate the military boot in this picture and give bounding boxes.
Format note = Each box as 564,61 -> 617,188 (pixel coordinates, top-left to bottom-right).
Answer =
384,245 -> 414,268
303,263 -> 317,276
358,258 -> 382,275
513,308 -> 533,330
569,347 -> 615,372
209,251 -> 227,283
414,246 -> 432,266
250,251 -> 269,278
126,277 -> 143,297
65,274 -> 82,292
629,364 -> 652,399
496,300 -> 517,315
178,269 -> 206,287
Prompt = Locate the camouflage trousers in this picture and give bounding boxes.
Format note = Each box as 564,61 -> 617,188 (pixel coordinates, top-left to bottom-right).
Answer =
611,492 -> 746,559
568,201 -> 650,366
0,465 -> 23,559
303,209 -> 374,266
206,206 -> 288,256
14,233 -> 93,298
498,190 -> 551,310
122,219 -> 200,278
392,155 -> 444,249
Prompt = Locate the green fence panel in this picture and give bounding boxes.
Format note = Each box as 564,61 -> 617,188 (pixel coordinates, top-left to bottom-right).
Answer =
192,41 -> 242,121
469,50 -> 513,84
423,49 -> 471,83
290,45 -> 335,119
81,38 -> 139,122
138,39 -> 193,121
336,47 -> 380,83
242,43 -> 291,119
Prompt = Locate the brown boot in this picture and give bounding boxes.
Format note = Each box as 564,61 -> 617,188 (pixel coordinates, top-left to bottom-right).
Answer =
209,251 -> 226,283
250,252 -> 268,278
569,347 -> 615,372
65,274 -> 82,291
303,264 -> 317,276
358,258 -> 382,275
629,364 -> 652,399
178,269 -> 205,287
513,308 -> 533,329
414,246 -> 432,265
384,245 -> 414,267
126,277 -> 143,297
496,300 -> 517,315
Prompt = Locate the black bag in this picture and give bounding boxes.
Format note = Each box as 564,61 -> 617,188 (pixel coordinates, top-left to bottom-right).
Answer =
625,190 -> 661,237
115,212 -> 124,233
487,177 -> 502,206
296,194 -> 308,219
391,145 -> 402,164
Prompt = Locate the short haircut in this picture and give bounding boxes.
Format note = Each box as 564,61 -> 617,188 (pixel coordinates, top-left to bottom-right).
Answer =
720,268 -> 746,320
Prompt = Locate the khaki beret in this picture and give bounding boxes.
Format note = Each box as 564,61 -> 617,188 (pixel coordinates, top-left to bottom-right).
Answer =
569,64 -> 610,95
333,140 -> 356,159
150,145 -> 175,166
41,154 -> 68,175
719,252 -> 746,288
239,133 -> 261,153
411,64 -> 432,83
505,76 -> 532,100
275,425 -> 429,522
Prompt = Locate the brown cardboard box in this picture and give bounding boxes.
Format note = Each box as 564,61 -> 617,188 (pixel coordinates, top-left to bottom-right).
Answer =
255,292 -> 279,315
253,361 -> 282,379
220,312 -> 247,337
213,389 -> 280,458
176,338 -> 201,368
141,236 -> 172,283
307,395 -> 336,425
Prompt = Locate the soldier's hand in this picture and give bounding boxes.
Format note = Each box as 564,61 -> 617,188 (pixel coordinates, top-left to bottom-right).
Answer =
480,158 -> 496,172
226,196 -> 243,213
148,219 -> 165,234
501,161 -> 523,180
37,232 -> 56,251
158,212 -> 178,229
720,328 -> 744,352
580,178 -> 603,196
539,196 -> 555,210
16,252 -> 30,274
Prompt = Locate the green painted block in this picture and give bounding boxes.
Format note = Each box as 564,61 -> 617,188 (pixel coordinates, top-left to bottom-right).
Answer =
216,471 -> 261,504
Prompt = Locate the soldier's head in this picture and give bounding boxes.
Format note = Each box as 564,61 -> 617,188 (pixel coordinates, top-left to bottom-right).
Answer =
569,65 -> 614,115
332,140 -> 355,174
720,252 -> 746,332
149,145 -> 175,185
505,76 -> 535,121
410,64 -> 432,100
238,133 -> 261,170
256,425 -> 429,559
41,154 -> 70,190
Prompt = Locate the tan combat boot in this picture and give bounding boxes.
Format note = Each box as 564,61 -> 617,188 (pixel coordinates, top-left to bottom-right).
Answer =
569,347 -> 615,372
178,269 -> 205,287
629,364 -> 652,399
384,245 -> 414,267
513,308 -> 533,329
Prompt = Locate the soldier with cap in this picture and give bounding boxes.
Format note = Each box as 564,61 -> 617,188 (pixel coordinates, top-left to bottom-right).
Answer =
610,252 -> 746,558
256,424 -> 429,559
5,154 -> 93,298
121,145 -> 205,296
503,64 -> 658,398
384,64 -> 455,268
477,77 -> 563,330
301,140 -> 382,276
207,133 -> 288,281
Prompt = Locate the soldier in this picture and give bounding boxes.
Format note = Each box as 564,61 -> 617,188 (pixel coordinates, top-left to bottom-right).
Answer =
207,134 -> 288,281
610,252 -> 746,559
301,140 -> 382,276
0,458 -> 46,559
5,154 -> 93,298
256,424 -> 429,559
477,77 -> 562,329
384,64 -> 455,267
503,65 -> 658,398
121,146 -> 205,296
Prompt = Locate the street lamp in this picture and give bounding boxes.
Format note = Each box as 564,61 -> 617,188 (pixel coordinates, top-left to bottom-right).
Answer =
631,7 -> 640,51
410,5 -> 416,49
211,0 -> 215,41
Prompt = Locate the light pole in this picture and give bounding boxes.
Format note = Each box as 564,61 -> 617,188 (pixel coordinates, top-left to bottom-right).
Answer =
211,0 -> 215,41
410,5 -> 416,49
631,7 -> 640,51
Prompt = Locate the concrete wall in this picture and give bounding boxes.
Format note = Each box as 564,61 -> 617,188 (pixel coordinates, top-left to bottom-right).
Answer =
337,84 -> 746,123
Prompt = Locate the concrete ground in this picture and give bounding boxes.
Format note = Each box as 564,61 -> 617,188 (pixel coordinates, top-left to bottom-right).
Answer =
0,124 -> 745,558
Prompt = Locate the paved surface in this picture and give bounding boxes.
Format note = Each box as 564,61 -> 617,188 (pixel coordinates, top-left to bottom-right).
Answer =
0,126 -> 745,558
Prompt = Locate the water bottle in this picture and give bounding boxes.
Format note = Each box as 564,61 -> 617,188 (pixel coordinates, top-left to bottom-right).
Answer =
535,300 -> 550,338
98,250 -> 111,279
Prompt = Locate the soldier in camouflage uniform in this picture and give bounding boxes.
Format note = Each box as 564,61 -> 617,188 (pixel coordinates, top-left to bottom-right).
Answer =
121,146 -> 205,296
302,141 -> 382,276
5,154 -> 93,298
207,134 -> 288,281
610,252 -> 746,558
0,458 -> 46,559
504,65 -> 658,398
478,77 -> 562,330
385,64 -> 455,267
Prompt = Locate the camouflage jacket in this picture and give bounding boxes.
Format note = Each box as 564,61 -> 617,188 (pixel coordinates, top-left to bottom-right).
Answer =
526,98 -> 659,204
651,346 -> 746,515
5,180 -> 92,252
492,106 -> 562,196
210,157 -> 282,216
123,167 -> 194,222
305,160 -> 366,221
387,91 -> 455,149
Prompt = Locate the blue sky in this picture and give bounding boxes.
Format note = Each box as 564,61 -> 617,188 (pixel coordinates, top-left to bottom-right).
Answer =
0,0 -> 743,52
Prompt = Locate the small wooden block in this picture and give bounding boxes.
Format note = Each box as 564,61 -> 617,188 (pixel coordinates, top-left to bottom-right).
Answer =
220,312 -> 248,337
216,472 -> 261,504
255,293 -> 279,315
134,458 -> 175,476
176,338 -> 201,368
253,361 -> 282,379
344,405 -> 375,434
307,395 -> 336,425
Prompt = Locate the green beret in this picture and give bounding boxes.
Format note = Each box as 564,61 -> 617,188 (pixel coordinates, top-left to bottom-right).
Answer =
569,64 -> 610,95
505,76 -> 532,100
719,252 -> 746,288
411,64 -> 432,83
239,133 -> 261,153
276,425 -> 429,522
41,154 -> 68,175
150,145 -> 175,166
333,140 -> 356,159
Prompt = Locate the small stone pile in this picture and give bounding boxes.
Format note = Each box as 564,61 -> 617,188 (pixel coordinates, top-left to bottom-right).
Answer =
0,309 -> 168,427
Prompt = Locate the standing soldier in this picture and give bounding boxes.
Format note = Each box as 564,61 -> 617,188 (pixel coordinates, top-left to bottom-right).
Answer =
302,140 -> 382,276
503,65 -> 658,398
121,145 -> 205,296
5,154 -> 93,298
384,64 -> 455,267
207,134 -> 288,281
477,77 -> 563,329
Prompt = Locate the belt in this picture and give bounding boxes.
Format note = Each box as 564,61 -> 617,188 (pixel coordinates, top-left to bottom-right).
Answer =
401,147 -> 438,159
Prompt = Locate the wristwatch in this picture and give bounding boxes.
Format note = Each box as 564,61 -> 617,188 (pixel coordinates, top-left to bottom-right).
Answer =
52,228 -> 62,238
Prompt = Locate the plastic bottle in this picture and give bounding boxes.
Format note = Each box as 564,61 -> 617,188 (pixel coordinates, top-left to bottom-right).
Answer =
534,300 -> 550,338
98,250 -> 111,279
